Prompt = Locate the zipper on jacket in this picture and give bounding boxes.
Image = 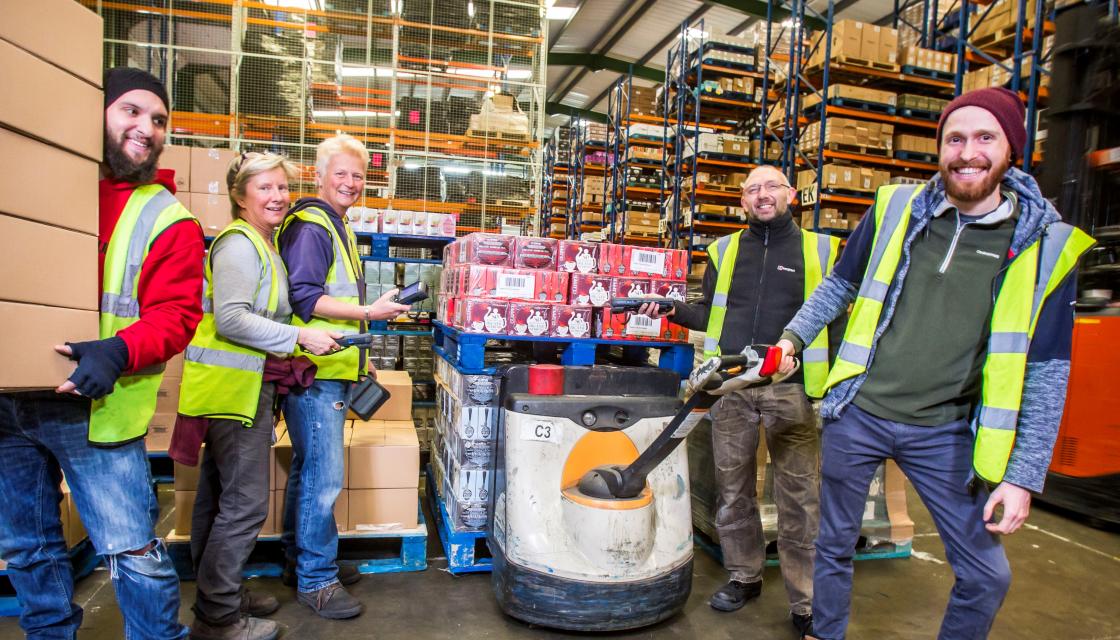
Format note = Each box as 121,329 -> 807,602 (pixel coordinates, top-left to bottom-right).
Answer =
749,226 -> 769,344
938,210 -> 973,275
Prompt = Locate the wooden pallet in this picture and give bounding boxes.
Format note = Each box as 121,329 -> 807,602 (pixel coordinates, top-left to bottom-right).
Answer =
814,54 -> 901,73
466,129 -> 531,143
686,182 -> 740,194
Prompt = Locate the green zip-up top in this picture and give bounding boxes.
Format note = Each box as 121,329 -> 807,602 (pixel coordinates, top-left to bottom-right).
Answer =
853,191 -> 1017,425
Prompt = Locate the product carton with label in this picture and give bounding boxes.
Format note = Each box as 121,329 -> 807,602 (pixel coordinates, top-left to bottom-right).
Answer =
189,147 -> 236,195
596,308 -> 663,341
507,302 -> 554,337
558,240 -> 600,273
549,305 -> 593,339
569,274 -> 614,307
458,298 -> 509,334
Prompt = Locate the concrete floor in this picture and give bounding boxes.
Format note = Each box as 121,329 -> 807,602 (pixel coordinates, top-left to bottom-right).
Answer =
2,483 -> 1117,640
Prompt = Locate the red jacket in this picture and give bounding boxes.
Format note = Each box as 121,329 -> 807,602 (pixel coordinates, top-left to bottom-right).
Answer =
99,168 -> 205,373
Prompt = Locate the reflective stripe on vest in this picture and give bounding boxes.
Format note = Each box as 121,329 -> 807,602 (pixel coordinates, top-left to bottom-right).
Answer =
703,228 -> 838,397
178,220 -> 283,424
90,185 -> 199,445
826,184 -> 1096,483
279,206 -> 365,381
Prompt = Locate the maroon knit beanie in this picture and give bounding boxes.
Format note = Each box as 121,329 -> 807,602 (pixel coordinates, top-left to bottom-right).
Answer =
936,87 -> 1027,160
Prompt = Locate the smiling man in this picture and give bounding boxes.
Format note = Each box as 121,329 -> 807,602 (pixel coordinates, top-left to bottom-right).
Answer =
0,67 -> 203,638
641,165 -> 841,637
276,134 -> 410,619
776,88 -> 1096,639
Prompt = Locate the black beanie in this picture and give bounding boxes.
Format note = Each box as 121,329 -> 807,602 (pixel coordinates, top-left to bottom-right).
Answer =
103,67 -> 170,111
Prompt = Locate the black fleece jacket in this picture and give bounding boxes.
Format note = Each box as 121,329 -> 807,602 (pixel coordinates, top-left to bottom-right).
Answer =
673,212 -> 843,386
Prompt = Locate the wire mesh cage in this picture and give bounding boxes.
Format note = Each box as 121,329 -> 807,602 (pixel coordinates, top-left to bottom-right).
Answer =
90,0 -> 546,235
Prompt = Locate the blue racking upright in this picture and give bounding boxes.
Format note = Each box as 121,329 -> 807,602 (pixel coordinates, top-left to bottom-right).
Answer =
662,20 -> 704,264
566,116 -> 588,240
606,73 -> 632,244
539,136 -> 556,235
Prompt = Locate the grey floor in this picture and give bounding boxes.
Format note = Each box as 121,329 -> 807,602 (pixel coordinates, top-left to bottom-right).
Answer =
2,482 -> 1118,640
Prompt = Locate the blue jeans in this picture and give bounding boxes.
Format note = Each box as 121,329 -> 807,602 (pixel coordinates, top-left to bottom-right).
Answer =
0,391 -> 188,640
281,379 -> 347,593
813,404 -> 1011,640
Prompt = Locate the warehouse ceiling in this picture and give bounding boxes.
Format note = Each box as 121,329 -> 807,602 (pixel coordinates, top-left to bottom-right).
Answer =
544,0 -> 900,128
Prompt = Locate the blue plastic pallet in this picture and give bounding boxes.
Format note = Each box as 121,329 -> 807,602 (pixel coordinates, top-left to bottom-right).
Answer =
0,539 -> 100,617
432,321 -> 694,379
166,503 -> 427,580
902,65 -> 956,82
812,96 -> 898,115
894,150 -> 938,164
147,451 -> 174,484
425,465 -> 492,575
898,107 -> 941,122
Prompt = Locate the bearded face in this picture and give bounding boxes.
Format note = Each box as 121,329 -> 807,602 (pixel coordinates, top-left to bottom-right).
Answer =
938,106 -> 1014,207
103,89 -> 168,183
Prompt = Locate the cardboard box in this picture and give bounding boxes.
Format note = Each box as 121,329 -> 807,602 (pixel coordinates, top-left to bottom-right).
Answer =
145,412 -> 175,452
161,145 -> 192,193
0,0 -> 103,87
0,40 -> 102,162
348,488 -> 417,530
0,301 -> 97,390
60,479 -> 88,548
348,422 -> 420,489
189,147 -> 237,195
174,191 -> 191,210
0,128 -> 99,235
190,192 -> 232,236
0,214 -> 97,310
371,369 -> 412,421
175,491 -> 196,536
275,488 -> 348,533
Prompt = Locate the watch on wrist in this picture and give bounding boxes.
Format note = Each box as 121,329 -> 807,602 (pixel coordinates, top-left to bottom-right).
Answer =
363,306 -> 371,322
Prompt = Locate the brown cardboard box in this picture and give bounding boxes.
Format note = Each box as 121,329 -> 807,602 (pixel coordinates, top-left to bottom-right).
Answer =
0,0 -> 103,87
275,427 -> 351,490
59,478 -> 88,547
161,146 -> 192,194
0,40 -> 102,162
145,412 -> 175,452
190,192 -> 232,236
275,489 -> 348,533
0,301 -> 97,390
348,488 -> 418,530
349,423 -> 420,489
154,376 -> 181,414
164,353 -> 185,378
0,129 -> 99,235
346,369 -> 412,420
190,147 -> 237,195
174,458 -> 201,491
174,191 -> 191,210
259,490 -> 277,536
175,491 -> 196,536
0,214 -> 97,310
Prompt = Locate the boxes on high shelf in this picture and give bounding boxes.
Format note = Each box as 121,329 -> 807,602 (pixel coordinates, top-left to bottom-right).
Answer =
798,164 -> 890,193
897,46 -> 958,73
749,139 -> 783,161
894,134 -> 938,155
963,66 -> 995,92
800,118 -> 894,152
720,134 -> 752,156
800,208 -> 849,230
801,84 -> 898,110
973,0 -> 1039,39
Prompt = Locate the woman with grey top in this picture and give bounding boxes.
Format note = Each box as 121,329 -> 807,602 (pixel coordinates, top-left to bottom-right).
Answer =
176,152 -> 339,640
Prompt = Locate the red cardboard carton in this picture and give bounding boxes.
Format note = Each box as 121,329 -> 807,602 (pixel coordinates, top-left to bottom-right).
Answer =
663,322 -> 690,342
609,277 -> 653,299
596,308 -> 662,341
459,298 -> 509,334
513,237 -> 558,270
549,305 -> 593,339
535,270 -> 570,303
597,243 -> 629,276
508,302 -> 554,337
652,279 -> 688,301
569,274 -> 614,307
454,233 -> 515,267
558,240 -> 599,274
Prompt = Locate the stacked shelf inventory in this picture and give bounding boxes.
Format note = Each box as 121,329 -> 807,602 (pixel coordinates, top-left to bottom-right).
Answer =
604,75 -> 668,246
544,125 -> 573,239
88,0 -> 547,235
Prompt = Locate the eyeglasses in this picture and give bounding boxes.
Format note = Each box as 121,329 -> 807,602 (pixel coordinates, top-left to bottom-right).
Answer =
744,181 -> 791,196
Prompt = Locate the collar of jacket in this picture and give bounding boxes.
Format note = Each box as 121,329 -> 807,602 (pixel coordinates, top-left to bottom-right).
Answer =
290,196 -> 340,218
747,210 -> 798,240
911,167 -> 1062,256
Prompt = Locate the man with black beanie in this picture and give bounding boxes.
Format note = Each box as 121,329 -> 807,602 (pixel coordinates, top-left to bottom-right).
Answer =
0,67 -> 203,639
780,87 -> 1096,639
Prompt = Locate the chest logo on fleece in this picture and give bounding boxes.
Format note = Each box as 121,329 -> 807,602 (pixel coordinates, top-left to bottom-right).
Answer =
777,265 -> 796,273
975,249 -> 1000,259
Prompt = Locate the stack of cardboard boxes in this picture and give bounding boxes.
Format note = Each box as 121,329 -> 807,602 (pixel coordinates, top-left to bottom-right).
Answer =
582,175 -> 606,208
971,0 -> 1040,42
160,145 -> 239,237
623,210 -> 661,237
800,118 -> 895,155
695,133 -> 753,158
628,85 -> 660,116
809,20 -> 900,69
0,0 -> 103,391
797,163 -> 891,194
750,139 -> 784,162
898,0 -> 960,47
173,370 -> 419,537
897,46 -> 958,74
800,84 -> 898,111
897,93 -> 951,115
893,134 -> 939,157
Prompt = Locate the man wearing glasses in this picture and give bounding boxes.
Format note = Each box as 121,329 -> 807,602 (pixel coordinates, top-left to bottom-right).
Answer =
641,165 -> 840,637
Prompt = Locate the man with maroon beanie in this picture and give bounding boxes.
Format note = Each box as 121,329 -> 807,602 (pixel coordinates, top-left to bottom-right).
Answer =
777,87 -> 1095,639
0,68 -> 203,638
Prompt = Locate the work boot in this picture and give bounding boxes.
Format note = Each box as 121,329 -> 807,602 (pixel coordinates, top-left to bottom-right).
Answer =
792,612 -> 815,637
240,589 -> 280,617
282,560 -> 360,587
296,583 -> 363,619
708,579 -> 762,612
189,616 -> 279,640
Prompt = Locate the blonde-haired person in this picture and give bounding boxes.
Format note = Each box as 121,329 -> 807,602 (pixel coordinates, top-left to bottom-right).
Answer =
176,151 -> 341,640
276,134 -> 409,619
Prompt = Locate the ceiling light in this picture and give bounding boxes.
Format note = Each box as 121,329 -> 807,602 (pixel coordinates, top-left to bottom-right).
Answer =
547,6 -> 578,20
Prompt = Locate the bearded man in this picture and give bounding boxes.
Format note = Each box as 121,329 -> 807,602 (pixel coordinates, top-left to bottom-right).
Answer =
776,88 -> 1096,639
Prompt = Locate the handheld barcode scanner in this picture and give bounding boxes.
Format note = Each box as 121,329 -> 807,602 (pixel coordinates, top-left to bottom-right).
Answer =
489,346 -> 795,632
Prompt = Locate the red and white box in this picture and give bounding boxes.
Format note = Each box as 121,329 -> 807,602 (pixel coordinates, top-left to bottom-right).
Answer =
558,240 -> 599,274
493,268 -> 537,301
662,322 -> 689,342
454,265 -> 500,297
596,309 -> 663,341
610,277 -> 652,299
550,305 -> 593,339
458,298 -> 509,334
652,279 -> 687,301
379,209 -> 399,234
508,302 -> 554,337
598,243 -> 629,276
453,233 -> 515,267
442,241 -> 459,267
570,274 -> 614,307
535,270 -> 570,303
513,237 -> 558,270
438,296 -> 457,324
626,247 -> 690,280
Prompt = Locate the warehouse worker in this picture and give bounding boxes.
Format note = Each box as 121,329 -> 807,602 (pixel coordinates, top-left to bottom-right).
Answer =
277,134 -> 410,619
177,152 -> 342,640
778,88 -> 1096,640
641,164 -> 840,638
0,68 -> 203,638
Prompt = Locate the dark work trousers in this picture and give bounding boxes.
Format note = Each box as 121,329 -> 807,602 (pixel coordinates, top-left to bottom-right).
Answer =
710,382 -> 820,616
813,403 -> 1011,640
190,383 -> 277,626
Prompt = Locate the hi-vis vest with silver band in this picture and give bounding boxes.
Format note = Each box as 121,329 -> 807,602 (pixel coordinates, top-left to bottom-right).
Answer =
178,220 -> 286,424
278,205 -> 366,381
705,228 -> 840,398
92,184 -> 198,445
827,183 -> 1095,484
